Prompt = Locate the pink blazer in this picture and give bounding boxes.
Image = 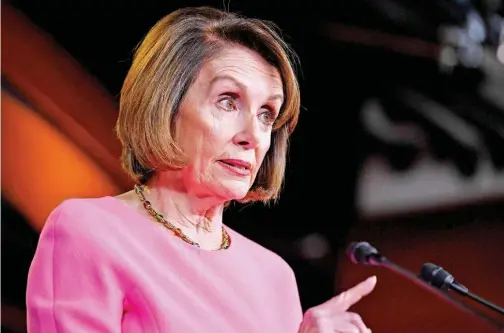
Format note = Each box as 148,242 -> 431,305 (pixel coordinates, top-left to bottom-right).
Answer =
26,197 -> 303,333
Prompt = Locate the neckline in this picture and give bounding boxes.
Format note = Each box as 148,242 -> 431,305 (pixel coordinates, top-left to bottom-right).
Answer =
103,195 -> 236,255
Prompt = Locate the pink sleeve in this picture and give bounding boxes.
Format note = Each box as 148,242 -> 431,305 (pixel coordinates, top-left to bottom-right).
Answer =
26,202 -> 124,333
285,265 -> 304,331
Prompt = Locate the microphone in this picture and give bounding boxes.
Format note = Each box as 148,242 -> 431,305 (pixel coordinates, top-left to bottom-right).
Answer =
420,263 -> 504,316
347,241 -> 504,332
347,241 -> 383,265
346,241 -> 419,282
420,263 -> 468,293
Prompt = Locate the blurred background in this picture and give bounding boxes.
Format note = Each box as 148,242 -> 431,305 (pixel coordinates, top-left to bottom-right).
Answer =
2,0 -> 504,332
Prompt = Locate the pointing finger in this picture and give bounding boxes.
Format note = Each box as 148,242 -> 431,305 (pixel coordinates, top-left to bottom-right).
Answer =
331,276 -> 377,312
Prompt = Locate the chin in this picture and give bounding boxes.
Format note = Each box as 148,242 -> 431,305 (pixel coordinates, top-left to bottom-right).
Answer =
214,180 -> 251,201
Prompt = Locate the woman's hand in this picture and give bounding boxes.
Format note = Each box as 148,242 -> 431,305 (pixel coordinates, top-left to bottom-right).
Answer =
298,276 -> 377,333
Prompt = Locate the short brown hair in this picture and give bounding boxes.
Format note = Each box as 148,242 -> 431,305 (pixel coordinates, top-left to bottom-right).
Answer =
116,7 -> 301,203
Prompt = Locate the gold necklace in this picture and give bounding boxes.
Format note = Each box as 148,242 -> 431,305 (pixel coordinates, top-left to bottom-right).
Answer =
134,184 -> 230,250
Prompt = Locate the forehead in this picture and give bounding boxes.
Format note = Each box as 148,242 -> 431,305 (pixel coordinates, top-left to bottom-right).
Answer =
198,46 -> 283,90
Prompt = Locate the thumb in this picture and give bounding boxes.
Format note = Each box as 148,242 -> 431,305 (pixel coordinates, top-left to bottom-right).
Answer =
330,275 -> 377,312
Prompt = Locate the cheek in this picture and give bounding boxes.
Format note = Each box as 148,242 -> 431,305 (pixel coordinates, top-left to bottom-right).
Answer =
186,123 -> 232,173
176,115 -> 221,158
176,127 -> 199,157
257,134 -> 272,164
200,121 -> 228,155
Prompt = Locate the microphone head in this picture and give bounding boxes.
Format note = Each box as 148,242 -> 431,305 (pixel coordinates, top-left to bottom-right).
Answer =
346,241 -> 380,265
420,263 -> 454,290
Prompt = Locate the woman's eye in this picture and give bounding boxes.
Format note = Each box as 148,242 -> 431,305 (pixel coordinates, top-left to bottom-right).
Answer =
217,95 -> 238,112
259,110 -> 277,126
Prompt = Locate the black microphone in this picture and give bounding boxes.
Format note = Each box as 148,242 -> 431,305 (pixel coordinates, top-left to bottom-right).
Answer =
421,262 -> 504,316
347,241 -> 504,332
420,263 -> 468,293
346,241 -> 419,281
347,241 -> 383,265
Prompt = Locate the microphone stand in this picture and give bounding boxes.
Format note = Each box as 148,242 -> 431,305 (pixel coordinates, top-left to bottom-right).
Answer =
463,290 -> 504,316
369,255 -> 504,333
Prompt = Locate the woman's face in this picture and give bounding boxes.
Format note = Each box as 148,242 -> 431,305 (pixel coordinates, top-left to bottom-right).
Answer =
174,45 -> 284,201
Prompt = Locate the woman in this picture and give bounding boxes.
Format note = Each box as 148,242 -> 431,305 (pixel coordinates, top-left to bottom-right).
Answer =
26,7 -> 376,333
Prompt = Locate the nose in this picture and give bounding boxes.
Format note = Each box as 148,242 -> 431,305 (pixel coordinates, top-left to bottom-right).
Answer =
233,114 -> 261,149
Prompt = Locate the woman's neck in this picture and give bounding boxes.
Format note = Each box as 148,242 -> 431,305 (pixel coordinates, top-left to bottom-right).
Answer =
142,173 -> 226,250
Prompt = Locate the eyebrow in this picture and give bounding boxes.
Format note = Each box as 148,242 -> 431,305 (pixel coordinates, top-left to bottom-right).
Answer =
209,74 -> 284,103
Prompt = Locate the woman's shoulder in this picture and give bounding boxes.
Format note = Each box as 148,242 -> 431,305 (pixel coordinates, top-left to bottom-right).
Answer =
41,196 -> 129,245
52,195 -> 115,211
48,195 -> 119,222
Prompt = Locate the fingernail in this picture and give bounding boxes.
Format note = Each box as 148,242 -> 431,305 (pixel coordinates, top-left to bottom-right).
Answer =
368,275 -> 377,283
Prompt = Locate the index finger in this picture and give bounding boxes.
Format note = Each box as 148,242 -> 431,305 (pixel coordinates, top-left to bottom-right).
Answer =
332,275 -> 377,312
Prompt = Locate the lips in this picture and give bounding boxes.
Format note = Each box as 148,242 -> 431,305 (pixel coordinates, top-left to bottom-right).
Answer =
218,159 -> 252,170
217,159 -> 252,176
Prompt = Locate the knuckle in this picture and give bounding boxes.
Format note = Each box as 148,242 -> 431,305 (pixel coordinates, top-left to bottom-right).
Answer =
306,307 -> 325,320
349,312 -> 362,322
